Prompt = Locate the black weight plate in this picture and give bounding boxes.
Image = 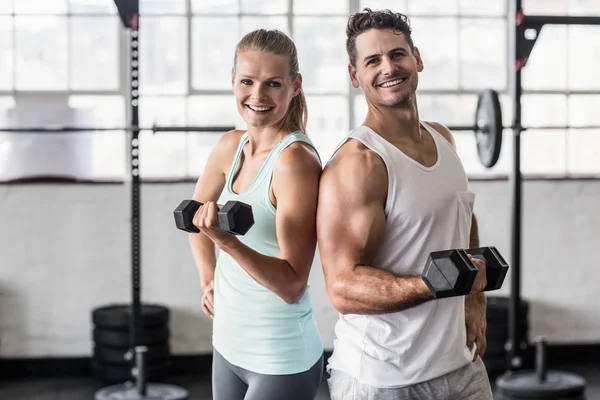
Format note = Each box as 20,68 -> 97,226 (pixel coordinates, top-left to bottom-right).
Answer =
93,326 -> 169,348
486,296 -> 530,321
95,383 -> 189,400
475,89 -> 503,168
92,360 -> 169,384
497,370 -> 586,399
92,304 -> 169,330
93,344 -> 170,365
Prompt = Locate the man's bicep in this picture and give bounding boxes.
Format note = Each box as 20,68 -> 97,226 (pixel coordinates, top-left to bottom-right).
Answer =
317,163 -> 386,279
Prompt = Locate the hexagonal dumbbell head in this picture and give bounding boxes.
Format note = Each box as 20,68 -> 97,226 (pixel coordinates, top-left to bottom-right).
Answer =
173,199 -> 201,233
422,249 -> 478,298
218,201 -> 254,235
465,246 -> 509,292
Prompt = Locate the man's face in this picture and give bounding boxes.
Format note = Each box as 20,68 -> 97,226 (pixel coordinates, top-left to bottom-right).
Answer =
349,28 -> 424,108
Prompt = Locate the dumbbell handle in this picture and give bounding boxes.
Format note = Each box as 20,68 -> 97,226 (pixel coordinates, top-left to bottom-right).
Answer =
465,246 -> 509,292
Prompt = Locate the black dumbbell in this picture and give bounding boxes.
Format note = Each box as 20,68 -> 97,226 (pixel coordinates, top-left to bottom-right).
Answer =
421,246 -> 509,299
173,199 -> 254,235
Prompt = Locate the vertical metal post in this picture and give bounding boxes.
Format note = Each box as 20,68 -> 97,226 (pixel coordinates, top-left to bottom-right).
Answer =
508,0 -> 524,372
128,11 -> 146,397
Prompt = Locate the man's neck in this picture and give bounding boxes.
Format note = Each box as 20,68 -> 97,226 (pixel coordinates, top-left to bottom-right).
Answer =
363,100 -> 422,143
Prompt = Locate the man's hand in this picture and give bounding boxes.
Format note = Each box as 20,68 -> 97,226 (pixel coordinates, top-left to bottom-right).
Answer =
468,255 -> 487,293
465,295 -> 487,360
201,281 -> 214,319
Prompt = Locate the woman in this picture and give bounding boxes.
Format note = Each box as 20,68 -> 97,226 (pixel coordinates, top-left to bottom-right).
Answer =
188,29 -> 324,400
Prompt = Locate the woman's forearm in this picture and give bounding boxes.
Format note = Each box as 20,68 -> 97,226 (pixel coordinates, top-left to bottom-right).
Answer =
189,233 -> 217,290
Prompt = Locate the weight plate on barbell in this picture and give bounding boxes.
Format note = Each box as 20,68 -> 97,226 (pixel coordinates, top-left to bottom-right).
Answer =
475,89 -> 503,168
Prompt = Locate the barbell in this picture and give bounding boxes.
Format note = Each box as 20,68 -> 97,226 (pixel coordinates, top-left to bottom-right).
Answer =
447,89 -> 600,168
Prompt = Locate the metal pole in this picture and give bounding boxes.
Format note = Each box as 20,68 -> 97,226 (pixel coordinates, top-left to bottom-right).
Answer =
508,0 -> 524,372
128,13 -> 146,397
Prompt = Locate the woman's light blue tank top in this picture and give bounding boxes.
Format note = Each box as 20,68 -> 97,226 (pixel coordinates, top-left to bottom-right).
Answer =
212,130 -> 324,375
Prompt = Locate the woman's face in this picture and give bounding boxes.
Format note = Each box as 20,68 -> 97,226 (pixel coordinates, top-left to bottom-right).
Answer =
232,50 -> 300,130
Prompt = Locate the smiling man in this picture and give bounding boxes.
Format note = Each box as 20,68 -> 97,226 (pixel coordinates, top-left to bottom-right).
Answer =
316,8 -> 494,400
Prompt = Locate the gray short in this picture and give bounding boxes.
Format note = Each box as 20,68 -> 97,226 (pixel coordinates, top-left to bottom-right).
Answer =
327,356 -> 493,400
212,348 -> 324,400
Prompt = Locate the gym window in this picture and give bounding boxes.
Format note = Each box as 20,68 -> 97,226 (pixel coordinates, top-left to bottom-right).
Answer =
0,0 -> 598,183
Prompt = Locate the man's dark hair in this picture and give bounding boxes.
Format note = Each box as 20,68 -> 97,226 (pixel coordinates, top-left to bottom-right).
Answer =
346,8 -> 414,67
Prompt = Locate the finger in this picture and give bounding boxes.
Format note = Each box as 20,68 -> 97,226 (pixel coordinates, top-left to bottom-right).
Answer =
466,326 -> 476,348
205,296 -> 214,315
202,301 -> 215,319
205,291 -> 214,309
201,299 -> 213,319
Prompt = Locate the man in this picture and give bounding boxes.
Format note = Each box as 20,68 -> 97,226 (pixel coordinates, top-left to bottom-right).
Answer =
316,8 -> 493,400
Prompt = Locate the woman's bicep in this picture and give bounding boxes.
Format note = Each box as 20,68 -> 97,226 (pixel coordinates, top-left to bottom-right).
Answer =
272,144 -> 322,279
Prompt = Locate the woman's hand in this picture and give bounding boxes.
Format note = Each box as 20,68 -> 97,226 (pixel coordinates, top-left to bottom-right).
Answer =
192,201 -> 239,250
201,281 -> 214,319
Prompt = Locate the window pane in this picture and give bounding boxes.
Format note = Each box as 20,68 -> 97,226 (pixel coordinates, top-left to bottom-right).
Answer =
359,0 -> 408,11
187,96 -> 242,177
409,0 -> 458,15
294,17 -> 348,93
305,95 -> 348,163
241,16 -> 288,36
568,26 -> 600,90
569,95 -> 600,127
522,26 -> 567,91
140,17 -> 188,95
15,17 -> 68,91
569,0 -> 600,15
69,96 -> 126,180
69,0 -> 117,14
459,19 -> 506,91
15,0 -> 67,14
293,0 -> 348,15
0,1 -> 13,13
0,17 -> 13,90
522,95 -> 567,128
192,0 -> 239,14
567,129 -> 600,174
523,0 -> 569,15
410,18 -> 459,90
242,0 -> 288,14
192,17 -> 239,90
138,97 -> 187,179
522,129 -> 567,174
139,96 -> 187,128
69,95 -> 125,127
140,0 -> 186,15
459,0 -> 506,16
417,94 -> 477,126
139,131 -> 187,179
70,17 -> 120,91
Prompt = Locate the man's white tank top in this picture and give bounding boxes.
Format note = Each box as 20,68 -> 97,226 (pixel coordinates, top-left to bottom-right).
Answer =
326,122 -> 476,388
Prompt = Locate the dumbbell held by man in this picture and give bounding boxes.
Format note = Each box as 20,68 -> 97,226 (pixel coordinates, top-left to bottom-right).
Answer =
422,246 -> 509,299
174,199 -> 255,235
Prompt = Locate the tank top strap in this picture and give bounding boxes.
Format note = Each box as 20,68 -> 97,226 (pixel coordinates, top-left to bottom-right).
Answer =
252,130 -> 319,189
225,132 -> 250,190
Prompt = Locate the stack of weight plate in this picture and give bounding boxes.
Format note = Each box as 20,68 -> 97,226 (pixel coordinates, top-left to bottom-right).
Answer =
484,296 -> 530,377
91,304 -> 171,384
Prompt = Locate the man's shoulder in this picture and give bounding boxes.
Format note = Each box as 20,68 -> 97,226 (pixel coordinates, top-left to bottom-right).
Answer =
424,121 -> 456,149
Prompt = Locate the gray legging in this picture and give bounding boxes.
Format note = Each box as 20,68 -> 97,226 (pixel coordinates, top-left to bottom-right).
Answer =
212,349 -> 324,400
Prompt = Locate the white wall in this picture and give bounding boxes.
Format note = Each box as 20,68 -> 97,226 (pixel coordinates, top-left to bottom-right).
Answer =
0,180 -> 598,358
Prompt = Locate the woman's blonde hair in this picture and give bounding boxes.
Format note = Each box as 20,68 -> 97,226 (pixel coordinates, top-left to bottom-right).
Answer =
233,29 -> 307,134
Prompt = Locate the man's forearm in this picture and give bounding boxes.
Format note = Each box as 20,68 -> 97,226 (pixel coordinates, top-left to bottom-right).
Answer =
330,265 -> 434,315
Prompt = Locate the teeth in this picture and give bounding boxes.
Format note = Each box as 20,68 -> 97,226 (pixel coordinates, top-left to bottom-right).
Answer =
380,78 -> 405,88
248,105 -> 271,112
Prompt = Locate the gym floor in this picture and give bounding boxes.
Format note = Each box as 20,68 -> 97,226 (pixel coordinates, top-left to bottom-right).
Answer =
0,364 -> 598,400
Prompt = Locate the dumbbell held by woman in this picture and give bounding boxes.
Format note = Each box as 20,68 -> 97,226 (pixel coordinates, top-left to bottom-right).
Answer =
173,199 -> 255,235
